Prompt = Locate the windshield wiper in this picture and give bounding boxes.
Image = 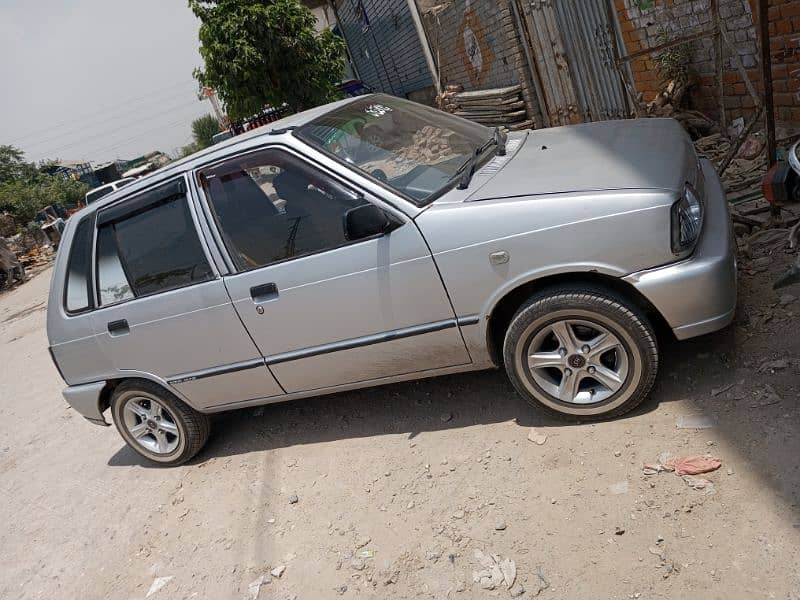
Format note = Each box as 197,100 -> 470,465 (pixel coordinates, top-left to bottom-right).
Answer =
455,127 -> 507,190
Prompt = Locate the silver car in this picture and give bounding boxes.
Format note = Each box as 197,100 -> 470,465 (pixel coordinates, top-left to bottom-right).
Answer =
47,94 -> 736,465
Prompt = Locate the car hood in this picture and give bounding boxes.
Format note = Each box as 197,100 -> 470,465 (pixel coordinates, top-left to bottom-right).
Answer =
466,118 -> 696,202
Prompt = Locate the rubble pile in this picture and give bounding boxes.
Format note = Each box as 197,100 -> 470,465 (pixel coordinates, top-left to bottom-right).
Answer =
440,85 -> 533,131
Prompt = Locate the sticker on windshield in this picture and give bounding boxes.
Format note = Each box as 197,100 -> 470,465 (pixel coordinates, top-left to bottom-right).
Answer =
364,104 -> 392,118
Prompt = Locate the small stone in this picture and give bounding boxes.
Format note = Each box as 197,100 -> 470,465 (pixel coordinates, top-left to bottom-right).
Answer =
727,466 -> 735,476
440,412 -> 453,422
455,580 -> 467,592
452,509 -> 465,519
288,494 -> 299,504
615,526 -> 625,535
334,584 -> 348,595
499,558 -> 516,588
779,293 -> 796,307
350,559 -> 365,571
527,427 -> 547,445
271,565 -> 286,578
613,450 -> 622,457
406,501 -> 415,509
752,256 -> 770,271
494,521 -> 507,531
550,498 -> 557,504
266,518 -> 276,524
510,583 -> 526,597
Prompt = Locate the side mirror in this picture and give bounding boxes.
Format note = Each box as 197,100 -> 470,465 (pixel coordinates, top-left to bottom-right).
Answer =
344,203 -> 394,241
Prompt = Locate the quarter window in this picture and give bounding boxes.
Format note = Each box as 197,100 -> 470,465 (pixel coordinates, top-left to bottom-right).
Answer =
199,149 -> 368,271
64,215 -> 94,313
96,183 -> 214,306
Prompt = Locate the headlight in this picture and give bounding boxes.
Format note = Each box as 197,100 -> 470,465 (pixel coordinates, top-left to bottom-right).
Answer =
671,182 -> 703,254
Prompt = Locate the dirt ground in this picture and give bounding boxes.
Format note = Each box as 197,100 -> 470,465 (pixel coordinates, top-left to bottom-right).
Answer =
0,244 -> 798,599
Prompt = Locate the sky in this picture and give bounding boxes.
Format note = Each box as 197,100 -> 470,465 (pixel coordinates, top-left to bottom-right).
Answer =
0,1 -> 216,165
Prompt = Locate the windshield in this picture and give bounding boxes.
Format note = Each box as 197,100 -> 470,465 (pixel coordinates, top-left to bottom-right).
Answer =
295,94 -> 491,204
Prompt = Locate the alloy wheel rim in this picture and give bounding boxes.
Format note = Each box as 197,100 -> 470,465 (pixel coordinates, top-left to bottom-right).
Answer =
122,396 -> 180,455
526,319 -> 629,405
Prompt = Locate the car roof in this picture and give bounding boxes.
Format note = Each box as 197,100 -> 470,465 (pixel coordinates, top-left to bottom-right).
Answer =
73,95 -> 366,218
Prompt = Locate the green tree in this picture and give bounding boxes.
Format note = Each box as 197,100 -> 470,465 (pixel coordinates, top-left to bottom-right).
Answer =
191,114 -> 221,150
0,145 -> 89,224
0,145 -> 38,184
190,0 -> 347,118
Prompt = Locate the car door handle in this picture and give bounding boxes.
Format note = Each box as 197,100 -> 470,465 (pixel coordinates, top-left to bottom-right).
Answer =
107,319 -> 129,336
250,282 -> 279,303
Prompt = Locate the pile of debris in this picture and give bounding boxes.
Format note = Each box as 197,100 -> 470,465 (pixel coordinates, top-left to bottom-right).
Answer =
644,79 -> 720,139
439,85 -> 533,131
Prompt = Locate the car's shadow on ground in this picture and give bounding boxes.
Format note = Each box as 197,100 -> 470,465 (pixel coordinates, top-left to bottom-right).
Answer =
108,318 -> 800,516
108,333 -> 711,469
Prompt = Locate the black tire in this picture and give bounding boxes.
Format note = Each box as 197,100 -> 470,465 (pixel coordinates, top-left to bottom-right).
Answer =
110,380 -> 210,466
502,285 -> 658,421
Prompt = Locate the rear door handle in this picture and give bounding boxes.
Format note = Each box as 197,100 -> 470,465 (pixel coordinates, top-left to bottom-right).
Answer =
250,282 -> 279,303
107,319 -> 129,336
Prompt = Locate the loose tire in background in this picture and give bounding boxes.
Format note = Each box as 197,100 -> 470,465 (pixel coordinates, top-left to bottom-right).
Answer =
111,380 -> 210,466
502,285 -> 658,420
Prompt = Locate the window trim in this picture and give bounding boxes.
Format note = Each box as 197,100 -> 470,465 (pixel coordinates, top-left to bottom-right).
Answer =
92,175 -> 218,311
62,214 -> 97,316
193,145 -> 406,275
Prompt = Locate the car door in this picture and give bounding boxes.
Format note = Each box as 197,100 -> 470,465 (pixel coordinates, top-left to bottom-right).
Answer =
195,146 -> 471,394
89,176 -> 284,410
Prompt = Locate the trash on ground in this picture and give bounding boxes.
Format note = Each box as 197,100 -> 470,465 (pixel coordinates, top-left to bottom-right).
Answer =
146,576 -> 174,598
472,549 -> 517,590
664,455 -> 722,476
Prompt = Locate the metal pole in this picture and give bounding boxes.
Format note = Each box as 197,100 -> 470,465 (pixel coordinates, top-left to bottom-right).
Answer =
757,0 -> 778,218
711,0 -> 725,130
758,0 -> 776,167
405,0 -> 442,97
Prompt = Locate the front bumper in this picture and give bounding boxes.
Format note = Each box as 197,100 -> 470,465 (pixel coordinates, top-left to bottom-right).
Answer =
63,381 -> 109,426
624,158 -> 737,340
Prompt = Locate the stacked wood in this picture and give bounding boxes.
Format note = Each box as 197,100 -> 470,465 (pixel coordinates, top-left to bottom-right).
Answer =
441,85 -> 533,131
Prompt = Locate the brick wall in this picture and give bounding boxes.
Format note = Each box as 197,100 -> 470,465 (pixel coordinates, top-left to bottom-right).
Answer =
755,0 -> 800,124
416,0 -> 543,126
615,0 -> 800,126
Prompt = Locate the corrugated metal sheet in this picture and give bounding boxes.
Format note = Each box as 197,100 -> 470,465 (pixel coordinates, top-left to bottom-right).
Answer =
337,0 -> 433,98
553,0 -> 629,121
514,0 -> 578,126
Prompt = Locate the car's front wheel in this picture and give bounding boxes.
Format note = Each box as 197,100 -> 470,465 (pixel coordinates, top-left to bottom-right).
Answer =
111,380 -> 210,466
503,285 -> 658,420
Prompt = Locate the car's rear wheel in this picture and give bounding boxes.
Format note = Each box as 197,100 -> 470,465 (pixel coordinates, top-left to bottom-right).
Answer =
110,380 -> 210,466
502,285 -> 658,420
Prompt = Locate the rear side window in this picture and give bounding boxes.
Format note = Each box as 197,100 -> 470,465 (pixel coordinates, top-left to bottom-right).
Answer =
85,185 -> 113,204
96,181 -> 214,306
64,216 -> 94,313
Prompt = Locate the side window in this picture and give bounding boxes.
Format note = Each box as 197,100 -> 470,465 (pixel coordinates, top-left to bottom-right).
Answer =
96,182 -> 214,306
64,215 -> 94,313
199,149 -> 368,271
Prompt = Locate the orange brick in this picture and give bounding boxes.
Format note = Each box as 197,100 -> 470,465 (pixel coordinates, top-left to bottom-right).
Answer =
790,107 -> 800,123
777,20 -> 792,34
